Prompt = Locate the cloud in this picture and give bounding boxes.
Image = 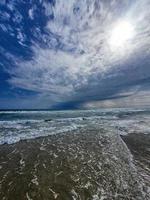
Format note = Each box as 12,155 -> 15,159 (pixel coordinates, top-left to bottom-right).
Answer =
1,0 -> 150,108
83,89 -> 150,109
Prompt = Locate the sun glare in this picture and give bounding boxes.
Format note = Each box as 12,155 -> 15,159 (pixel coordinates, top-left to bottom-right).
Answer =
109,20 -> 135,49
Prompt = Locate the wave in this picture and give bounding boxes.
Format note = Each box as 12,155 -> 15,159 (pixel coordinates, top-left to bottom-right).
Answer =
1,109 -> 150,145
0,120 -> 84,145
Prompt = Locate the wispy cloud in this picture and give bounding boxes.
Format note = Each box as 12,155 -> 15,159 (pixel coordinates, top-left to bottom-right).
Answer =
1,0 -> 150,108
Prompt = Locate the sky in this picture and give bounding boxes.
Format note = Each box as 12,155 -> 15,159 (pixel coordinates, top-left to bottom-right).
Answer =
0,0 -> 150,109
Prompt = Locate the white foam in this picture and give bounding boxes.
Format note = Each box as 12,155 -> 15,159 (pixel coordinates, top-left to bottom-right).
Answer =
0,109 -> 150,145
0,118 -> 85,145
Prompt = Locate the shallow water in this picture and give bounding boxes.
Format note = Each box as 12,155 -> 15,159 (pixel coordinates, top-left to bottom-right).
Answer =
0,126 -> 149,200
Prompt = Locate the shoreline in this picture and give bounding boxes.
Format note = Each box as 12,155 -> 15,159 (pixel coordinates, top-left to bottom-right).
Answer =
0,127 -> 149,200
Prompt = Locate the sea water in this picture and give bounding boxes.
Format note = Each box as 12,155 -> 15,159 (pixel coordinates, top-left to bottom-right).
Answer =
0,108 -> 150,145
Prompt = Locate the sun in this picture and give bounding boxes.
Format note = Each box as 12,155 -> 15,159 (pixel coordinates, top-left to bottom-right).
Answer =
109,20 -> 135,49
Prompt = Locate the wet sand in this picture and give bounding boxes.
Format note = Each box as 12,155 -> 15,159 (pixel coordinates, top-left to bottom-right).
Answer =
121,133 -> 150,193
0,126 -> 149,200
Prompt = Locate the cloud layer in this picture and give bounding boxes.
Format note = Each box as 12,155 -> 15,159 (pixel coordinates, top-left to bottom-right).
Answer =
1,0 -> 150,108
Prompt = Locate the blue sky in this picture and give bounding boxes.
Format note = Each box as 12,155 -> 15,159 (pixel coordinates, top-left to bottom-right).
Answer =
0,0 -> 150,109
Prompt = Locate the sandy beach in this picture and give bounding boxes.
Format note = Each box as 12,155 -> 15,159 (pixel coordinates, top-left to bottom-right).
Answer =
0,126 -> 149,200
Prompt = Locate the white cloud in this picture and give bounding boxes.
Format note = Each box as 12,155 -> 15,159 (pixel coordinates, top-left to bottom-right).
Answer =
6,0 -> 150,107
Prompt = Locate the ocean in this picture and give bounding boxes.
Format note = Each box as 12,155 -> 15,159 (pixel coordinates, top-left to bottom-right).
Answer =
0,108 -> 150,145
0,108 -> 150,199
